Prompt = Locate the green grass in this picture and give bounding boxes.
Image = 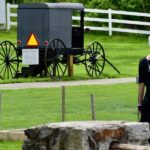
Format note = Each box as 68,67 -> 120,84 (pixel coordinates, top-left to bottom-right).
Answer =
0,83 -> 138,130
0,29 -> 149,83
0,82 -> 138,149
0,141 -> 22,150
0,83 -> 138,150
85,32 -> 149,76
0,29 -> 145,149
0,28 -> 17,44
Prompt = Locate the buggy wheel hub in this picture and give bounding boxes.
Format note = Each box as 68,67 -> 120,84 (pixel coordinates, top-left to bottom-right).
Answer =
89,56 -> 97,64
5,55 -> 10,66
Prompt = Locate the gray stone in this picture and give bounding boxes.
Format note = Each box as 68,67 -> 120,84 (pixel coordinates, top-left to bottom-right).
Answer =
124,122 -> 150,145
22,121 -> 150,150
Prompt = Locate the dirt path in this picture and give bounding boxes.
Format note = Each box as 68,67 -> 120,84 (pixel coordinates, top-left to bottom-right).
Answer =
0,77 -> 135,90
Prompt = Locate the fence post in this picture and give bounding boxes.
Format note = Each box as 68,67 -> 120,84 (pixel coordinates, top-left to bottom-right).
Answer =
108,8 -> 112,36
7,3 -> 11,30
91,94 -> 96,120
148,35 -> 150,47
61,86 -> 66,122
67,55 -> 74,77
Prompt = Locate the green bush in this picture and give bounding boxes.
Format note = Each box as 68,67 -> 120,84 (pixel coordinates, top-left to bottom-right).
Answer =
87,0 -> 144,12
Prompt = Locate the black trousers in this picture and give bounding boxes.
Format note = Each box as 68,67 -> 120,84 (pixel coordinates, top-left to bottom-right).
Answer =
140,90 -> 150,123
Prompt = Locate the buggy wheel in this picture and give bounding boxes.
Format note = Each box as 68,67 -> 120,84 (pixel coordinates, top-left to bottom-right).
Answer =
85,42 -> 105,77
0,41 -> 19,79
45,39 -> 67,79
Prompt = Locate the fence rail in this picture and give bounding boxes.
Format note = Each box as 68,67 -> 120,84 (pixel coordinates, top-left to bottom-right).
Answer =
7,3 -> 150,35
7,3 -> 17,30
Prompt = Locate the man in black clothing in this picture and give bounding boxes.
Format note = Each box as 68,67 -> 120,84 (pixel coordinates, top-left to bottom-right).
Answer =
138,55 -> 150,123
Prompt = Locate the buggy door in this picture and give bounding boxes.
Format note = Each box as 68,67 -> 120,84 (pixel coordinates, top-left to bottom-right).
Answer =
72,11 -> 84,48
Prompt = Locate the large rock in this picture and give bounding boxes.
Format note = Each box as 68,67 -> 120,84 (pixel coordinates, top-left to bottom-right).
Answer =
124,122 -> 150,145
22,121 -> 150,150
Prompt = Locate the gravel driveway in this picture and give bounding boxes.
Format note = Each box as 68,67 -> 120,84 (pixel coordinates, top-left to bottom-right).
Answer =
0,77 -> 136,90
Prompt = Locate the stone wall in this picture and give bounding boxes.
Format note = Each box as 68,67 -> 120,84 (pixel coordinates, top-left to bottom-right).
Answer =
22,121 -> 150,150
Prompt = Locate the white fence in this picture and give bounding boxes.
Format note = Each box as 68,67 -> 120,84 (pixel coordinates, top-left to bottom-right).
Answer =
7,3 -> 150,35
7,3 -> 18,30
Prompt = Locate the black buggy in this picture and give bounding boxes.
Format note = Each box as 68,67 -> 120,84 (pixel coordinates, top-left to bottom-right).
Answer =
0,3 -> 119,79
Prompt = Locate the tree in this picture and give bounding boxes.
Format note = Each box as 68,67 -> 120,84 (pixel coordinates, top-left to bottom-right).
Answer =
6,0 -> 24,3
142,0 -> 150,12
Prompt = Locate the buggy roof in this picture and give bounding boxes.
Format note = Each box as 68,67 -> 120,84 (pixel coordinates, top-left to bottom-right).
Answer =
18,3 -> 84,11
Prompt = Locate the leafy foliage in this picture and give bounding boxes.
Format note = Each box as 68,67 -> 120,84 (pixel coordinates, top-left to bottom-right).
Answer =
88,0 -> 145,12
6,0 -> 150,13
142,0 -> 150,12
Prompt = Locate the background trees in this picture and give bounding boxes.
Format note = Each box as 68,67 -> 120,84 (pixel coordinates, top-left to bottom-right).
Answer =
5,0 -> 150,13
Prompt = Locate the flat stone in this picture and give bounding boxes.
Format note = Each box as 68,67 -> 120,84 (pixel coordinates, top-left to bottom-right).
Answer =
0,129 -> 26,141
22,121 -> 150,150
124,122 -> 150,145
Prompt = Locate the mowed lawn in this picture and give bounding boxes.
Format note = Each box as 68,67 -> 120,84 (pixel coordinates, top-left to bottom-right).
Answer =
0,29 -> 146,150
0,82 -> 138,150
0,29 -> 149,83
0,83 -> 137,130
0,142 -> 22,150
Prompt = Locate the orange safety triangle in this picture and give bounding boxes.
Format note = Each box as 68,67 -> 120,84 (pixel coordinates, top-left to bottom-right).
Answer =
26,33 -> 39,47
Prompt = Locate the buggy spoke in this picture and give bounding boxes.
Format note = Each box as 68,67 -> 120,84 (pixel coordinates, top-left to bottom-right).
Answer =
95,43 -> 98,53
58,63 -> 64,74
97,61 -> 103,68
10,61 -> 19,65
3,66 -> 7,78
10,55 -> 18,61
8,42 -> 12,55
92,44 -> 94,53
0,51 -> 6,58
9,65 -> 14,78
56,64 -> 60,77
88,64 -> 92,74
0,62 -> 5,66
57,40 -> 59,48
0,58 -> 5,61
9,47 -> 15,58
7,66 -> 9,79
4,42 -> 8,55
10,63 -> 17,73
0,45 -> 6,57
95,64 -> 100,76
52,40 -> 55,49
0,64 -> 6,74
95,65 -> 98,76
91,64 -> 94,76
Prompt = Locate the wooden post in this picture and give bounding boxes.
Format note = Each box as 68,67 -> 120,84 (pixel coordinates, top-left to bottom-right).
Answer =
67,55 -> 74,77
91,94 -> 96,120
61,86 -> 65,122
